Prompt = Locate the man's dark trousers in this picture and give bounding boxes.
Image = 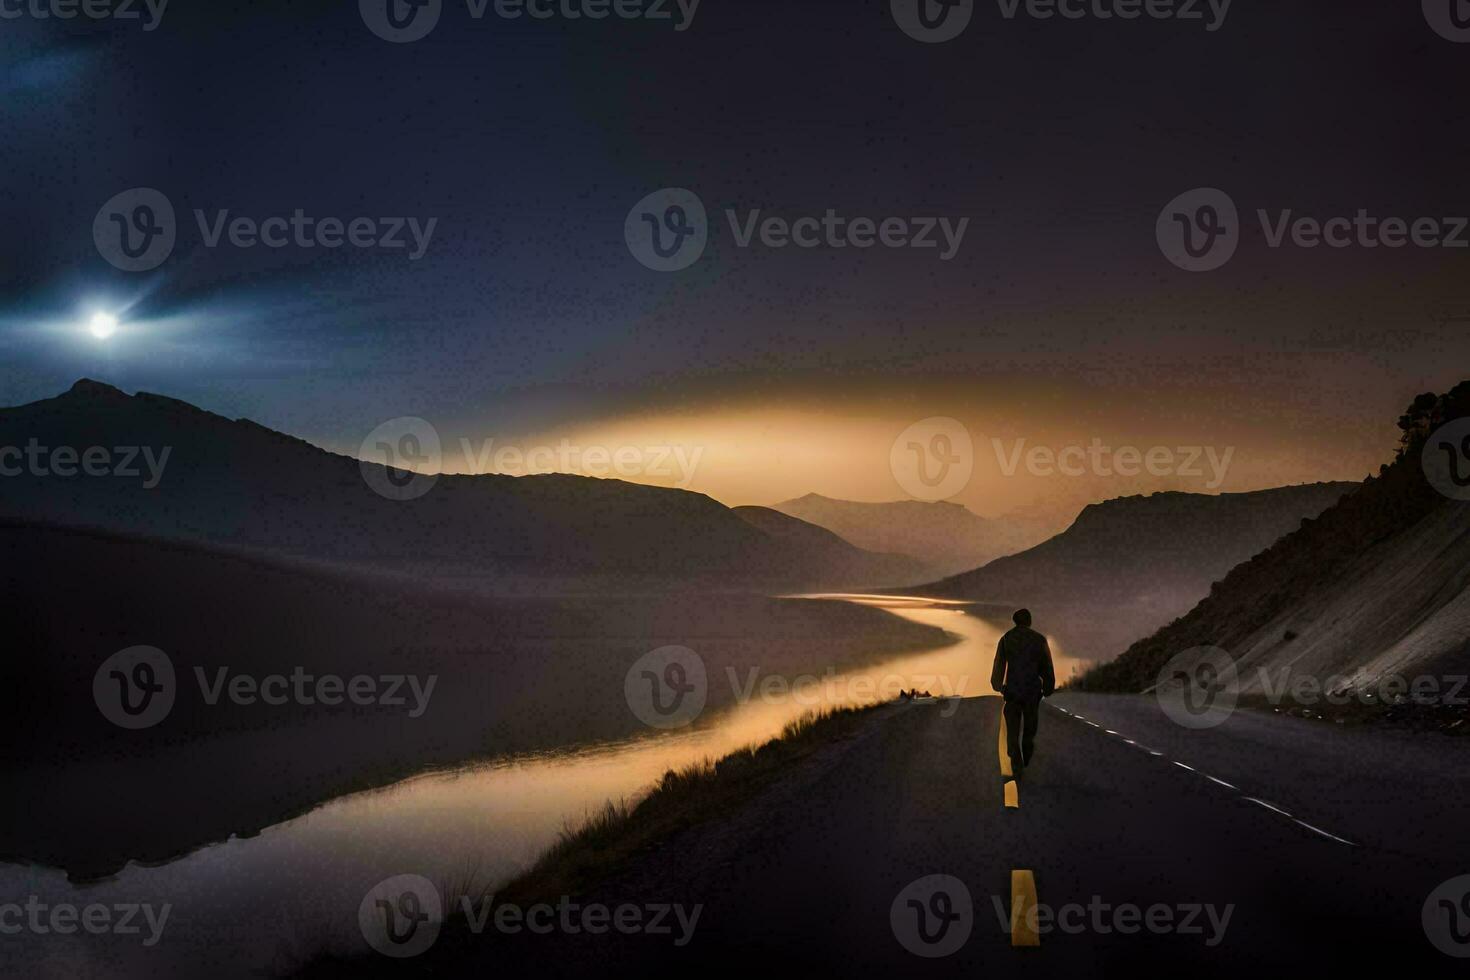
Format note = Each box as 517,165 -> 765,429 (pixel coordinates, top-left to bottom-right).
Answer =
1003,694 -> 1041,768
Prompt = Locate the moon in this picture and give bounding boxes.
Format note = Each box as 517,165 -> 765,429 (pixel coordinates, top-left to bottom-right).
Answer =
89,312 -> 119,340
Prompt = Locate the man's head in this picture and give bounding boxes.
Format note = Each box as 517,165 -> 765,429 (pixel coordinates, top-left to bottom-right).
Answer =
1013,608 -> 1032,628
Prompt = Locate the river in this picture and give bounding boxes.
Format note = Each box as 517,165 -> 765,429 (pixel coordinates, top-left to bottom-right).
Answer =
0,596 -> 1084,978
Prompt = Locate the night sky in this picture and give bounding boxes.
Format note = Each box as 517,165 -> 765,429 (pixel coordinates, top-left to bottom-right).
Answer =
2,0 -> 1467,513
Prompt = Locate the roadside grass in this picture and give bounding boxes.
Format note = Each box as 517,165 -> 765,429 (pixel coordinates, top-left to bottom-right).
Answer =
481,703 -> 881,910
297,700 -> 909,976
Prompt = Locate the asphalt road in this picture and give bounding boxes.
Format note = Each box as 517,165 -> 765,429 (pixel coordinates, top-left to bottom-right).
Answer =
456,693 -> 1470,977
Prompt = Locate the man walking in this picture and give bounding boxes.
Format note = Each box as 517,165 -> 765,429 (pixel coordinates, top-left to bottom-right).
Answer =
990,608 -> 1056,775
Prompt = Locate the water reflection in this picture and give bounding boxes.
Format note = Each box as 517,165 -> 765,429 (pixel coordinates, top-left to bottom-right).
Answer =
0,596 -> 1084,978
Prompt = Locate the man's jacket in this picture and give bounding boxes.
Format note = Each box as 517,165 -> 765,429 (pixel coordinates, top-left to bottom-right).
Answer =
990,625 -> 1056,700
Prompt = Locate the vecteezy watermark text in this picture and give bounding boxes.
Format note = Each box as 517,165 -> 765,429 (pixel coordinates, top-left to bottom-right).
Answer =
458,437 -> 704,486
195,210 -> 438,260
0,440 -> 170,488
625,189 -> 970,271
890,0 -> 1232,44
0,898 -> 170,947
726,666 -> 968,716
726,209 -> 969,261
0,0 -> 168,30
194,667 -> 438,717
988,894 -> 1233,945
623,646 -> 968,730
1156,646 -> 1470,730
994,0 -> 1230,29
992,437 -> 1233,487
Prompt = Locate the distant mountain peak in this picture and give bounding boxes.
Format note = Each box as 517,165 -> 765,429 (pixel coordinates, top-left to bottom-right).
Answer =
65,378 -> 129,399
784,492 -> 969,512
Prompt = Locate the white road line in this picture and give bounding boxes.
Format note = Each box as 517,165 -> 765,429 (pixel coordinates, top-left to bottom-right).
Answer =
1244,797 -> 1293,818
1075,717 -> 1360,848
1293,819 -> 1357,847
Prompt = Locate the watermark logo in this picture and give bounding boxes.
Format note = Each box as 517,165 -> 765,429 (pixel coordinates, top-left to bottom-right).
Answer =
624,646 -> 707,729
359,417 -> 442,501
360,0 -> 442,42
625,188 -> 708,272
359,874 -> 443,958
891,874 -> 973,957
890,417 -> 973,501
1424,0 -> 1470,42
94,188 -> 176,272
1425,875 -> 1470,957
1157,187 -> 1238,272
93,646 -> 176,730
1423,418 -> 1470,502
1154,645 -> 1238,729
891,0 -> 973,43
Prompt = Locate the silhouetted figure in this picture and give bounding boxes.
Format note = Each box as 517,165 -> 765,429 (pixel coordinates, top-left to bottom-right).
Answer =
990,608 -> 1056,774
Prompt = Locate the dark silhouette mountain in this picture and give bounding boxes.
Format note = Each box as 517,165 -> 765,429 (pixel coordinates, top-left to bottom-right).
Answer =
732,506 -> 930,586
1077,382 -> 1470,693
0,381 -> 890,593
906,482 -> 1357,658
769,493 -> 1065,579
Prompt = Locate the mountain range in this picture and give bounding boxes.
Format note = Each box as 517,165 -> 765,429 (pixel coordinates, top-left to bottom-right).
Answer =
769,492 -> 1065,580
0,380 -> 914,594
905,481 -> 1358,658
1077,381 -> 1470,694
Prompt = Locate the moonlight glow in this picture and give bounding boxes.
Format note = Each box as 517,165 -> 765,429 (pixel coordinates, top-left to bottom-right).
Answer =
89,312 -> 119,340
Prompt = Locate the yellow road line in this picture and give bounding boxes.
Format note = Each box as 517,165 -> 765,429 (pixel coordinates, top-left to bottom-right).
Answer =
998,710 -> 1013,778
1011,869 -> 1040,947
1004,781 -> 1019,808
